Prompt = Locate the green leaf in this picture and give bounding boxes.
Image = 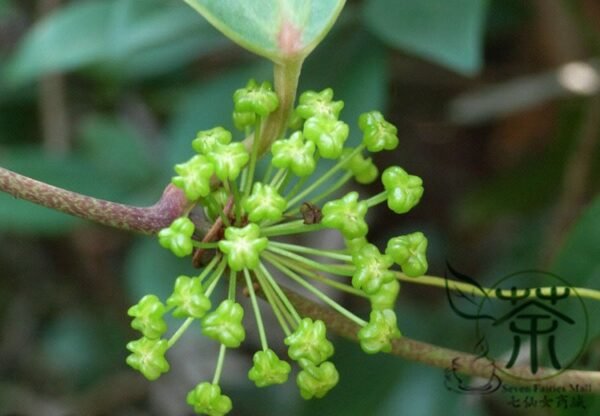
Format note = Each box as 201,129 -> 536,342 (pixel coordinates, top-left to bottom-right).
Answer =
363,0 -> 489,75
5,0 -> 224,85
183,0 -> 346,62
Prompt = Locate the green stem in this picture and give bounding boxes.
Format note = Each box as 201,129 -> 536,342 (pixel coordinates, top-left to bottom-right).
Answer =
192,242 -> 219,249
244,118 -> 263,198
228,268 -> 237,300
205,257 -> 228,297
197,255 -> 221,284
267,254 -> 367,326
287,145 -> 364,207
229,180 -> 243,225
244,269 -> 269,350
167,317 -> 194,349
263,251 -> 366,298
268,241 -> 352,262
267,245 -> 354,276
269,168 -> 287,188
260,220 -> 324,237
255,264 -> 292,336
258,261 -> 302,324
212,344 -> 227,385
365,192 -> 388,208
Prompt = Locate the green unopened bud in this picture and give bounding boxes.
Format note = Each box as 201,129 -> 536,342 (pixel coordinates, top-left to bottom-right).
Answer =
322,192 -> 368,239
172,155 -> 214,201
167,275 -> 212,319
192,127 -> 232,155
187,382 -> 232,416
233,110 -> 257,131
128,295 -> 167,339
370,279 -> 400,310
285,318 -> 334,365
158,217 -> 195,258
242,182 -> 287,223
218,223 -> 268,271
352,244 -> 395,295
126,337 -> 170,381
296,361 -> 339,400
358,111 -> 399,152
208,142 -> 249,182
296,88 -> 344,120
358,309 -> 402,354
248,349 -> 291,387
271,131 -> 316,177
381,166 -> 424,214
303,116 -> 349,159
202,300 -> 246,348
341,148 -> 378,184
386,232 -> 428,277
233,79 -> 279,117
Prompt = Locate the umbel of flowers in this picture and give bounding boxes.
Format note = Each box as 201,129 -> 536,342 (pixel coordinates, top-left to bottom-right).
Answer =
126,80 -> 428,415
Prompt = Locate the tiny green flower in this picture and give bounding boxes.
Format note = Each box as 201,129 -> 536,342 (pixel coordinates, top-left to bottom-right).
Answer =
248,349 -> 292,387
126,337 -> 170,381
233,110 -> 257,131
345,237 -> 368,253
158,217 -> 195,258
370,279 -> 400,311
192,127 -> 232,155
382,166 -> 424,214
386,232 -> 428,277
351,244 -> 395,295
358,111 -> 399,152
271,131 -> 316,177
233,79 -> 279,117
202,300 -> 246,348
296,361 -> 339,400
172,155 -> 214,201
285,318 -> 334,365
358,309 -> 402,354
218,223 -> 268,271
128,295 -> 167,339
208,142 -> 250,182
296,88 -> 344,120
341,148 -> 379,184
242,182 -> 287,223
322,192 -> 368,240
187,382 -> 232,416
303,116 -> 349,159
167,275 -> 212,319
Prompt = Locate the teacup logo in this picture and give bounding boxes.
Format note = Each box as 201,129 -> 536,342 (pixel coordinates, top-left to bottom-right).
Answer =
444,264 -> 588,382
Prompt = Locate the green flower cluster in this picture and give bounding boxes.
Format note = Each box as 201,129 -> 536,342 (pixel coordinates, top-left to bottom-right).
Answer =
126,81 -> 429,415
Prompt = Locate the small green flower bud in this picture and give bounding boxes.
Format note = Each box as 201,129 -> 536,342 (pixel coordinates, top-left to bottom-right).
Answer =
167,275 -> 212,319
218,223 -> 268,271
158,217 -> 195,258
341,148 -> 379,185
128,295 -> 167,339
187,382 -> 232,416
285,318 -> 334,365
345,237 -> 368,253
233,110 -> 257,131
296,88 -> 344,120
172,155 -> 214,201
303,116 -> 349,159
192,127 -> 232,155
242,182 -> 287,223
233,79 -> 279,117
351,244 -> 395,295
271,131 -> 316,177
370,279 -> 400,310
358,111 -> 399,152
321,192 -> 368,239
358,309 -> 402,354
248,349 -> 292,387
386,232 -> 428,277
296,361 -> 339,400
202,300 -> 246,348
208,142 -> 250,182
381,166 -> 424,214
126,337 -> 170,381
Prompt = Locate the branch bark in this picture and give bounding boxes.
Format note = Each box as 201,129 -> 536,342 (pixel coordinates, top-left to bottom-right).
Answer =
0,166 -> 191,234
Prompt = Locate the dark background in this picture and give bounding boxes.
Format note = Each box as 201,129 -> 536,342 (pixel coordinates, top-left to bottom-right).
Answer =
0,0 -> 599,415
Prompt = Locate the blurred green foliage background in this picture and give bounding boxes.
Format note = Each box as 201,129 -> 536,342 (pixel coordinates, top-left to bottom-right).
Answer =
0,0 -> 599,415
